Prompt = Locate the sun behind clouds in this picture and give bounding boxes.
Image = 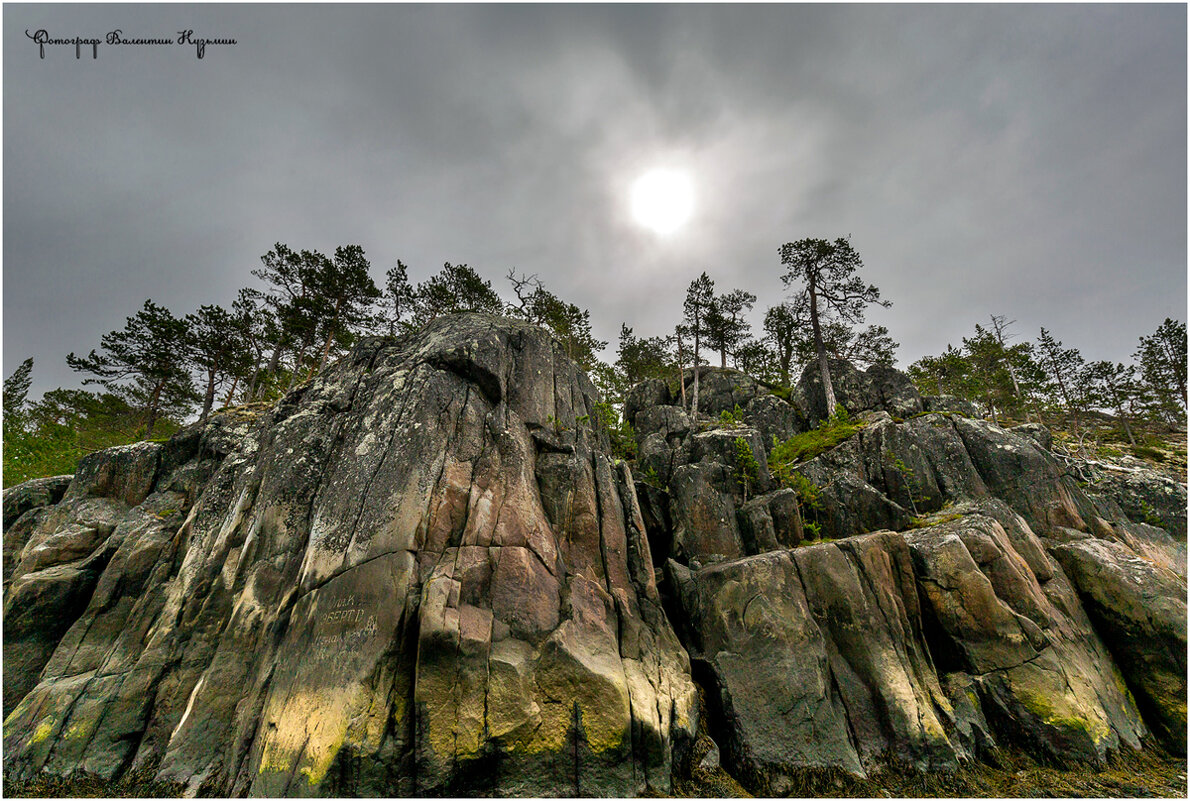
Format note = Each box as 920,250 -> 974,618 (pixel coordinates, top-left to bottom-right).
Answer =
630,169 -> 695,235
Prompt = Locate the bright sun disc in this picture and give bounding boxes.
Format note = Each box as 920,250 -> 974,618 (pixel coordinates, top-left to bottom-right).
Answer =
631,169 -> 694,234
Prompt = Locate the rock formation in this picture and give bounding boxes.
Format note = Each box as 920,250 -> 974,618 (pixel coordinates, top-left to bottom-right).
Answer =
3,315 -> 1186,796
3,315 -> 695,796
626,361 -> 1185,793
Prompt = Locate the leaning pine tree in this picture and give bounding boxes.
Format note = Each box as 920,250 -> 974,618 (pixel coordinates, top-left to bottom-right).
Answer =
779,237 -> 889,416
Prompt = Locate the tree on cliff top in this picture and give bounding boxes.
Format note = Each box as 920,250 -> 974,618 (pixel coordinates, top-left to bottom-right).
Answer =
683,273 -> 715,418
3,358 -> 33,432
1136,318 -> 1187,425
414,262 -> 504,325
704,288 -> 757,368
313,245 -> 381,371
186,304 -> 251,422
779,238 -> 889,414
504,271 -> 607,372
1036,327 -> 1086,433
67,300 -> 197,438
381,260 -> 417,336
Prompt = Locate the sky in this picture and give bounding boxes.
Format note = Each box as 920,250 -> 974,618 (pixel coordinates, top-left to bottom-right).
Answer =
4,4 -> 1186,401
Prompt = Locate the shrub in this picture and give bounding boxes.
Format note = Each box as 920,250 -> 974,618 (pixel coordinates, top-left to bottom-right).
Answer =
719,404 -> 746,427
594,401 -> 637,461
1130,444 -> 1166,463
733,436 -> 760,501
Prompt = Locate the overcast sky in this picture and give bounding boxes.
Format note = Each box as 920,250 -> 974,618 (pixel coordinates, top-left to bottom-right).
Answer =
5,4 -> 1186,400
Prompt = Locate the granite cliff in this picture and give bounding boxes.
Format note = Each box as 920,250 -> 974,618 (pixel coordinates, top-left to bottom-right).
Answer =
3,314 -> 1186,796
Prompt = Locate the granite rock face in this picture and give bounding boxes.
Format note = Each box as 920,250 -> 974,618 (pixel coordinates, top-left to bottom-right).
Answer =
3,315 -> 696,796
628,364 -> 1186,791
4,331 -> 1186,796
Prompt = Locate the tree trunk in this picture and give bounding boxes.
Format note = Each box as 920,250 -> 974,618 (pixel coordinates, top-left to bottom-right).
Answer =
267,341 -> 283,373
317,333 -> 335,372
676,333 -> 687,411
142,380 -> 164,440
258,341 -> 284,399
808,278 -> 837,417
1118,407 -> 1136,446
318,299 -> 345,372
1161,338 -> 1187,405
287,336 -> 314,391
201,368 -> 217,422
720,349 -> 727,369
1046,357 -> 1079,437
223,374 -> 240,408
692,331 -> 701,419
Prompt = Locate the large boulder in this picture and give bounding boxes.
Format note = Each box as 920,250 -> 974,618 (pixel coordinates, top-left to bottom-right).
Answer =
742,393 -> 805,444
923,395 -> 980,417
865,363 -> 924,418
3,474 -> 72,530
1050,538 -> 1187,753
906,508 -> 1147,765
683,367 -> 765,419
623,377 -> 673,428
798,358 -> 878,426
2,314 -> 696,797
1080,464 -> 1188,541
670,533 -> 959,793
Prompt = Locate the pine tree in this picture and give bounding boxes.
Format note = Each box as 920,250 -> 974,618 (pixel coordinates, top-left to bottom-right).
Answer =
704,289 -> 756,368
1036,328 -> 1086,434
962,324 -> 1015,424
252,244 -> 324,382
382,260 -> 417,336
67,300 -> 196,437
3,358 -> 34,432
1136,318 -> 1187,425
314,245 -> 381,370
762,302 -> 801,386
1086,360 -> 1141,445
414,263 -> 504,325
186,304 -> 251,421
232,288 -> 280,402
779,237 -> 890,415
683,273 -> 715,418
615,324 -> 674,388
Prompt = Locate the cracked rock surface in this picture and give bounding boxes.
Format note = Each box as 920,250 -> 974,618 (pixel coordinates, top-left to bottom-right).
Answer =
3,314 -> 695,797
4,321 -> 1185,797
633,364 -> 1185,793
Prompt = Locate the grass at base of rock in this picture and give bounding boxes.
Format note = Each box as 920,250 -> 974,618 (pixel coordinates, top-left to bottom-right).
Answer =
675,740 -> 1186,798
3,765 -> 185,798
9,745 -> 1184,799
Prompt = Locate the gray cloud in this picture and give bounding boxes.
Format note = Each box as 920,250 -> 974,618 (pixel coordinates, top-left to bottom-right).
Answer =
5,4 -> 1185,400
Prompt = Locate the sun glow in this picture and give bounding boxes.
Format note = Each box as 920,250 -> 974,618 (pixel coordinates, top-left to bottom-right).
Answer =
630,169 -> 694,235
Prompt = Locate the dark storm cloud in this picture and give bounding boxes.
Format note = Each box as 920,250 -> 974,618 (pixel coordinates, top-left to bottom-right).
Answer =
4,4 -> 1185,400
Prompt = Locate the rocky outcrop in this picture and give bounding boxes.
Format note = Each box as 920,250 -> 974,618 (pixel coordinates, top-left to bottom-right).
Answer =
4,328 -> 1186,796
906,505 -> 1147,764
622,363 -> 1185,791
923,395 -> 980,417
3,315 -> 695,796
1051,539 -> 1187,753
3,475 -> 73,586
